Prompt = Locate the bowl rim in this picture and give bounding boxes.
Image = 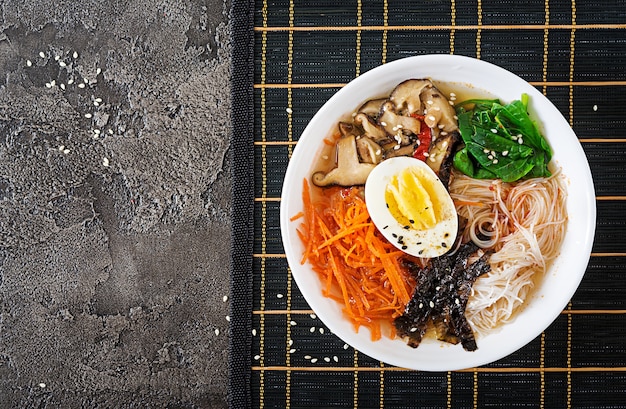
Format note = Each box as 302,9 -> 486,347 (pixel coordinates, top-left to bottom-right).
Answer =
279,54 -> 596,371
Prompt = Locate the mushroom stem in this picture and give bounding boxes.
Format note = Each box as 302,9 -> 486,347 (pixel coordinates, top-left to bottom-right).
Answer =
312,135 -> 377,187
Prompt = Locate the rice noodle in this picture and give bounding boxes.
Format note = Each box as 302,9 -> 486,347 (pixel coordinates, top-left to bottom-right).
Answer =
449,168 -> 568,334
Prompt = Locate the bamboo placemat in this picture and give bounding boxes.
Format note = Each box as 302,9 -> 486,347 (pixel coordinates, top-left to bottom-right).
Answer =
231,0 -> 626,407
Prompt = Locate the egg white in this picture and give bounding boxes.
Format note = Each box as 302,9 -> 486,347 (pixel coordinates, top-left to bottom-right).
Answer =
364,156 -> 458,258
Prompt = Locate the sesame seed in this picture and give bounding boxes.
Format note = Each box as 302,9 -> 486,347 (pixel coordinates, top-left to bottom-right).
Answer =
286,107 -> 293,114
428,115 -> 436,122
276,293 -> 283,298
436,286 -> 440,291
393,145 -> 400,150
380,121 -> 387,126
226,315 -> 231,322
39,51 -> 45,58
429,156 -> 436,162
102,157 -> 109,167
433,106 -> 441,111
429,301 -> 435,308
59,61 -> 66,67
252,329 -> 257,336
375,149 -> 381,155
488,155 -> 493,160
502,150 -> 509,156
324,357 -> 331,362
73,51 -> 79,59
58,145 -> 65,151
63,149 -> 70,154
50,80 -> 56,87
96,68 -> 102,75
26,60 -> 32,67
593,104 -> 598,111
491,150 -> 496,156
455,298 -> 460,305
214,328 -> 220,336
311,358 -> 318,363
493,159 -> 498,164
108,129 -> 114,135
319,328 -> 324,334
67,79 -> 74,85
95,97 -> 102,103
290,320 -> 297,326
254,355 -> 260,360
449,92 -> 456,97
84,113 -> 92,119
45,83 -> 51,88
288,339 -> 293,346
93,129 -> 101,134
333,356 -> 339,362
453,115 -> 458,120
60,84 -> 66,90
518,138 -> 524,144
310,313 -> 316,319
441,131 -> 448,136
322,155 -> 329,160
449,100 -> 454,105
310,326 -> 315,333
410,327 -> 418,333
426,100 -> 433,105
223,295 -> 228,302
418,302 -> 423,309
304,355 -> 312,359
94,101 -> 100,106
289,348 -> 296,354
438,124 -> 445,129
38,383 -> 46,388
344,344 -> 349,350
78,83 -> 85,88
54,55 -> 60,61
423,152 -> 429,157
483,148 -> 490,153
490,128 -> 497,133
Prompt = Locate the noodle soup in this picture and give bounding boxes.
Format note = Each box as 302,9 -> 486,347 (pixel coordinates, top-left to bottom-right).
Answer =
281,55 -> 594,370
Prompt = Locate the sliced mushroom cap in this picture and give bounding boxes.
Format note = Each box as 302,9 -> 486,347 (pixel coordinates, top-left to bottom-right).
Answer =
383,143 -> 418,159
356,136 -> 383,164
358,98 -> 387,118
389,79 -> 433,116
421,86 -> 459,133
312,135 -> 377,187
354,113 -> 389,143
378,101 -> 421,142
338,121 -> 358,137
426,132 -> 461,179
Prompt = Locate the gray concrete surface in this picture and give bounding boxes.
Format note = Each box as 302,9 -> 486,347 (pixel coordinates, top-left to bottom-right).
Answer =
0,0 -> 232,407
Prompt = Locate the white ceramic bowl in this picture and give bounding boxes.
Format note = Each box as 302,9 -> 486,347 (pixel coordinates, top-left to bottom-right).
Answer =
280,54 -> 596,371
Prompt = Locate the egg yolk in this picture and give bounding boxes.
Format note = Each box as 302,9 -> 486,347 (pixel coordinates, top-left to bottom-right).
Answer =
384,167 -> 444,230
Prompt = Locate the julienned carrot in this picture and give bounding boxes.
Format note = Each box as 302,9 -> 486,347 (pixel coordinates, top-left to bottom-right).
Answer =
296,178 -> 416,341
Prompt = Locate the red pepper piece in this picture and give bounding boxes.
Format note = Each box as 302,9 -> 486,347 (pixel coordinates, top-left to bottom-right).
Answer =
410,114 -> 432,162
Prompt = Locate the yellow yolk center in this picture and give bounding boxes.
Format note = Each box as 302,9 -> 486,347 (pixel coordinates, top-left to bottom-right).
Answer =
384,167 -> 444,230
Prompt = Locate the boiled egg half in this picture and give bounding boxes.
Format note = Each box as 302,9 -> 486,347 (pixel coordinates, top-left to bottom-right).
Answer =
364,156 -> 458,258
